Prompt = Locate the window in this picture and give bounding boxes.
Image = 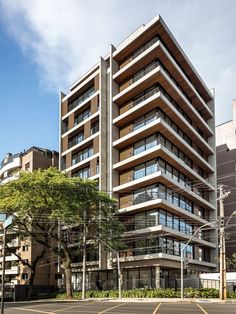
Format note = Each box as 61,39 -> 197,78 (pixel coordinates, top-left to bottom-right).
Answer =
134,163 -> 145,180
134,188 -> 145,204
22,245 -> 29,252
146,210 -> 158,227
135,213 -> 145,230
25,162 -> 30,171
146,159 -> 157,176
22,273 -> 28,280
159,209 -> 166,225
134,116 -> 145,131
134,140 -> 145,155
68,86 -> 94,112
91,121 -> 99,135
74,108 -> 91,126
146,135 -> 156,150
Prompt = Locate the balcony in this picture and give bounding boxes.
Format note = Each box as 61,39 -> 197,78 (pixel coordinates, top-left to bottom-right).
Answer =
0,266 -> 19,275
114,36 -> 213,119
123,225 -> 215,249
113,64 -> 212,137
68,134 -> 84,149
115,171 -> 214,212
114,86 -> 212,153
0,156 -> 21,178
115,121 -> 213,174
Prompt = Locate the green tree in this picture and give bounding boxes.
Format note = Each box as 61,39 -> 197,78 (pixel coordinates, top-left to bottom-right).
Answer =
0,167 -> 123,299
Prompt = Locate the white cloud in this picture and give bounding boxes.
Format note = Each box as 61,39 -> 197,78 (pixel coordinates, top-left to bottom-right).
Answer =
0,0 -> 236,124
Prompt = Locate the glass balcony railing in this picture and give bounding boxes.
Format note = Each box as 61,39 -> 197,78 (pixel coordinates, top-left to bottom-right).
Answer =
68,134 -> 84,149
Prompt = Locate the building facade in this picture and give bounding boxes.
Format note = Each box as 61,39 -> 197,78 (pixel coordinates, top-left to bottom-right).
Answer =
216,101 -> 236,268
60,15 -> 217,289
0,146 -> 59,286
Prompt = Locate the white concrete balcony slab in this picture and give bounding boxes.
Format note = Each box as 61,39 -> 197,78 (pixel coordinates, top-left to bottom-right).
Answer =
118,198 -> 209,225
0,157 -> 21,177
123,225 -> 216,249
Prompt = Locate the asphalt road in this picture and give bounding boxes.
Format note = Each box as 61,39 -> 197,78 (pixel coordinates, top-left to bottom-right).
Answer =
3,301 -> 236,314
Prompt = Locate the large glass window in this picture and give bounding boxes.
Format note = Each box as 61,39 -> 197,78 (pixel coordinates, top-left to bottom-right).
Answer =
134,140 -> 145,155
146,159 -> 157,176
146,135 -> 156,150
146,210 -> 158,227
134,188 -> 145,204
134,163 -> 145,180
135,212 -> 145,230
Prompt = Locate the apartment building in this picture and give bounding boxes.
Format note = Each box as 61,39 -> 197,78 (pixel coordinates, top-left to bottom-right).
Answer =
60,15 -> 217,289
0,146 -> 59,286
216,100 -> 236,268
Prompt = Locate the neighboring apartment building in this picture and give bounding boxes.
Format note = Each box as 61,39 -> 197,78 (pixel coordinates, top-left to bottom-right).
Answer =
60,15 -> 217,289
216,100 -> 236,268
0,146 -> 59,286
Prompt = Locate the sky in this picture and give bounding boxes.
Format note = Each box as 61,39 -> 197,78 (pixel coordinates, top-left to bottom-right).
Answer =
0,0 -> 235,160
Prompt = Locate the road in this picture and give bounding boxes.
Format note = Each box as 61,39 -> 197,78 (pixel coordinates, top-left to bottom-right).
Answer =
4,300 -> 236,314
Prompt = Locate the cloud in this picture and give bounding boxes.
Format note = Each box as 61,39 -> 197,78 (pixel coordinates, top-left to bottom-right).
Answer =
0,0 -> 236,124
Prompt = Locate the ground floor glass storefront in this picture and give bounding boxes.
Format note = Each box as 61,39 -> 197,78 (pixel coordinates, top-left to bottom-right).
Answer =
71,267 -> 183,291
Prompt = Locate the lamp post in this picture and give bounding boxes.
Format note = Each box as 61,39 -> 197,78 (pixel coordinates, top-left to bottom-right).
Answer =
219,210 -> 236,301
1,215 -> 13,314
90,235 -> 122,300
180,220 -> 217,300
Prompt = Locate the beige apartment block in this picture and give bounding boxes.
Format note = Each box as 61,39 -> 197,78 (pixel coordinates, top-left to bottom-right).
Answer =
0,146 -> 59,287
60,15 -> 217,290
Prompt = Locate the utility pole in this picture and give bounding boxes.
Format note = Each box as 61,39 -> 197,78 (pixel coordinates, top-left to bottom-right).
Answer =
218,185 -> 230,301
81,209 -> 87,300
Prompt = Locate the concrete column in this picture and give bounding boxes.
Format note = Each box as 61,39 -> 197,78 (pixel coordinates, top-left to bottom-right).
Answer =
155,265 -> 161,289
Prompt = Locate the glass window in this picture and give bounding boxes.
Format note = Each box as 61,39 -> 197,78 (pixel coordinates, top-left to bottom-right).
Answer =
166,212 -> 172,228
166,188 -> 172,203
158,184 -> 166,200
158,158 -> 165,172
134,188 -> 145,204
135,213 -> 145,230
146,159 -> 157,176
180,220 -> 186,233
179,173 -> 185,186
173,216 -> 179,231
174,241 -> 180,256
159,209 -> 166,226
146,185 -> 157,200
146,238 -> 157,254
146,210 -> 158,227
166,164 -> 172,177
146,110 -> 157,124
173,193 -> 179,207
179,195 -> 186,210
134,116 -> 145,131
146,135 -> 157,150
185,199 -> 193,212
134,140 -> 145,155
134,163 -> 145,180
173,168 -> 179,182
167,238 -> 174,255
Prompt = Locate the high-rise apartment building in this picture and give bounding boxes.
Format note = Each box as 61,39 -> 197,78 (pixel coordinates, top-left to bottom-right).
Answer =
216,100 -> 236,267
0,146 -> 59,286
60,15 -> 217,289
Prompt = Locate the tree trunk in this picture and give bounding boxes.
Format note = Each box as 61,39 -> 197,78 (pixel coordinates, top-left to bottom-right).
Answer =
26,269 -> 36,301
64,264 -> 73,299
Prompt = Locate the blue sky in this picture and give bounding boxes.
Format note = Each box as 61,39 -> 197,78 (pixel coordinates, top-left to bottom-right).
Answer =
0,0 -> 236,160
0,24 -> 58,159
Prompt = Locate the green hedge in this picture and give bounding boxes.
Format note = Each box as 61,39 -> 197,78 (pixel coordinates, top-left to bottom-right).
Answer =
55,288 -> 236,299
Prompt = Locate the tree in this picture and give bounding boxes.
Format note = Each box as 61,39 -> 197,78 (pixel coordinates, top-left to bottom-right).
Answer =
0,167 -> 123,299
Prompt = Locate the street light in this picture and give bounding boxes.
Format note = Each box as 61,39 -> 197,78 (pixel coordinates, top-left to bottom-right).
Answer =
88,235 -> 122,300
180,220 -> 218,300
220,210 -> 236,301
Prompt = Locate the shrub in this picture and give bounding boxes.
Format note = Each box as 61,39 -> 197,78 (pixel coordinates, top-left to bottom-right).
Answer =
55,287 -> 236,299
